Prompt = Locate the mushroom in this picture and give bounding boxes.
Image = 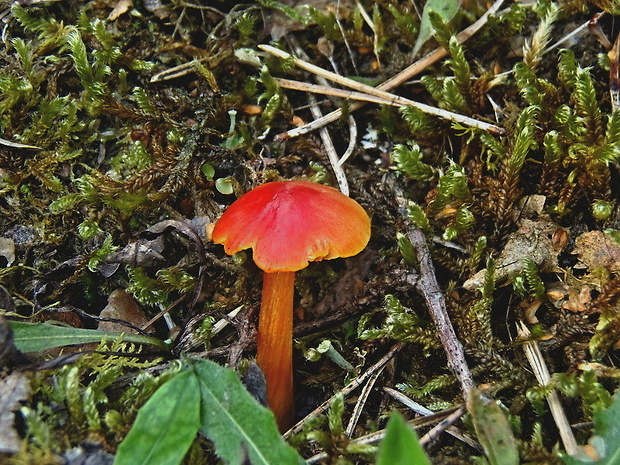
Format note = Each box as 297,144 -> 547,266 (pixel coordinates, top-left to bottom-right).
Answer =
212,181 -> 370,430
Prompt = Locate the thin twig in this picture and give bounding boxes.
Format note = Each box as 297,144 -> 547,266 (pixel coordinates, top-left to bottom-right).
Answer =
384,387 -> 481,451
517,321 -> 579,456
260,44 -> 504,135
337,115 -> 357,168
308,93 -> 349,195
0,137 -> 41,150
275,0 -> 505,140
345,365 -> 386,436
542,11 -> 605,55
287,38 -> 350,194
419,406 -> 467,447
283,342 -> 405,438
336,0 -> 359,76
406,228 -> 475,397
274,77 -> 417,106
354,0 -> 380,69
305,406 -> 463,464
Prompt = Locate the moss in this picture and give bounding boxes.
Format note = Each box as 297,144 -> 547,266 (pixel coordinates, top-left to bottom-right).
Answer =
1,1 -> 620,463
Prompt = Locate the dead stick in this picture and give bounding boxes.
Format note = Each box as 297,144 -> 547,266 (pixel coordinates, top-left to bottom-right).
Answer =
407,228 -> 475,397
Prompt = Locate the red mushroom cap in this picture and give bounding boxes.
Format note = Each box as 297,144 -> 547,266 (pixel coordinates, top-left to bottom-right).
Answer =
212,181 -> 371,273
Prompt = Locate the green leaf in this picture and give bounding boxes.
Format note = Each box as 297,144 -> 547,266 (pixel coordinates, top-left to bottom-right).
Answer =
201,162 -> 215,181
412,0 -> 460,57
376,412 -> 431,465
467,388 -> 519,465
114,371 -> 200,465
563,390 -> 620,465
192,358 -> 304,465
215,177 -> 234,195
9,321 -> 168,352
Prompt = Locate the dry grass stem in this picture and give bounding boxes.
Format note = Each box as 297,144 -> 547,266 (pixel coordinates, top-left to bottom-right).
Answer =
345,365 -> 385,436
261,44 -> 504,134
275,0 -> 505,140
287,38 -> 350,194
517,321 -> 579,456
283,342 -> 405,438
384,387 -> 480,450
419,406 -> 467,447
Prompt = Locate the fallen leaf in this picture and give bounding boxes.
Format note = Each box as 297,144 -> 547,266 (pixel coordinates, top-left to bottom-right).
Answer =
572,230 -> 620,274
97,289 -> 150,333
107,0 -> 132,21
464,216 -> 562,290
563,285 -> 592,313
104,236 -> 165,268
0,373 -> 30,454
0,237 -> 15,266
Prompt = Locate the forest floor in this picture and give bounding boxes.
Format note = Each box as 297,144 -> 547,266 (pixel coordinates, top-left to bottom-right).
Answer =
1,0 -> 620,464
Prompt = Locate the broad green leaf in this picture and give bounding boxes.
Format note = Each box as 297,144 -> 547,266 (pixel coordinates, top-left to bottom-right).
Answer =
376,412 -> 431,465
114,371 -> 200,465
563,390 -> 620,465
201,162 -> 215,181
467,388 -> 519,465
412,0 -> 460,57
192,358 -> 304,465
215,177 -> 234,195
9,321 -> 168,352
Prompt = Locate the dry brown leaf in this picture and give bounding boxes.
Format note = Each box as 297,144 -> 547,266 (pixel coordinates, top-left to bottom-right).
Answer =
572,230 -> 620,273
0,373 -> 30,454
97,289 -> 150,334
0,237 -> 15,267
107,0 -> 132,21
464,216 -> 563,290
562,285 -> 592,312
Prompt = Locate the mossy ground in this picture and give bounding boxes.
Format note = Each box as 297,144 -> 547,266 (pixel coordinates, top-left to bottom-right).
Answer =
1,0 -> 620,463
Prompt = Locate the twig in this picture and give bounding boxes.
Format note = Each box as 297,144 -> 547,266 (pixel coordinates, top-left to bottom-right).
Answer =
335,0 -> 359,76
517,321 -> 579,456
260,44 -> 504,135
345,365 -> 385,436
287,38 -> 350,194
543,11 -> 605,55
337,115 -> 357,168
406,228 -> 475,397
354,0 -> 380,69
305,406 -> 463,464
419,406 -> 467,447
384,387 -> 481,450
283,342 -> 405,438
274,0 -> 506,140
0,137 -> 41,150
274,78 -> 420,106
307,93 -> 349,195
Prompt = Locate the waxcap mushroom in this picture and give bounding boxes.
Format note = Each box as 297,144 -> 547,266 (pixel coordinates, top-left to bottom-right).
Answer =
212,181 -> 371,272
212,180 -> 370,430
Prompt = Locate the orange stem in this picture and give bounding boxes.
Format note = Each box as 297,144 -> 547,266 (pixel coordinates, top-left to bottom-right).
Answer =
256,271 -> 295,431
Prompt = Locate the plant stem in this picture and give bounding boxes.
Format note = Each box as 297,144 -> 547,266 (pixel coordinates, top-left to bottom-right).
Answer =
257,270 -> 295,431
